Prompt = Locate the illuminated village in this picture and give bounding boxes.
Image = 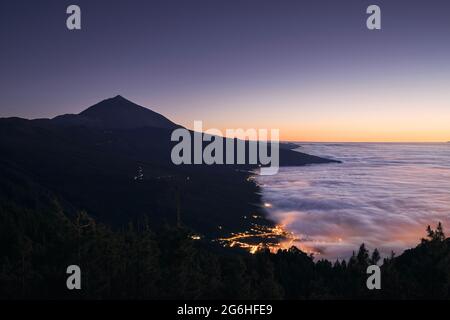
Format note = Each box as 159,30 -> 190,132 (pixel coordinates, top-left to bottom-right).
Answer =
214,209 -> 318,256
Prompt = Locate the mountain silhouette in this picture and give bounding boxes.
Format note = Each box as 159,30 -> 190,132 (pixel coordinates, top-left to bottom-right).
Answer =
0,96 -> 338,235
53,95 -> 179,129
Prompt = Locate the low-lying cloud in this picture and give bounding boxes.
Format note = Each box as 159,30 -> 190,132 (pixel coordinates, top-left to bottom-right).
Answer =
257,143 -> 450,260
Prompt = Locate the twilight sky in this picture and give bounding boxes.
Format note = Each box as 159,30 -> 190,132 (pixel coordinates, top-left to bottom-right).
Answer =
1,0 -> 450,142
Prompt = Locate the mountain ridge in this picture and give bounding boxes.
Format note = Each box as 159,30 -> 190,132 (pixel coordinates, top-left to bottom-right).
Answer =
51,95 -> 179,130
0,95 -> 339,233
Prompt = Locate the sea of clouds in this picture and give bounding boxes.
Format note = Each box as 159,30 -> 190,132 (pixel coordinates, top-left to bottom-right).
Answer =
257,143 -> 450,260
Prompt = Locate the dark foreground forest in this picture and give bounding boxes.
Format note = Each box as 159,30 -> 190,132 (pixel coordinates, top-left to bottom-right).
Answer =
1,180 -> 448,299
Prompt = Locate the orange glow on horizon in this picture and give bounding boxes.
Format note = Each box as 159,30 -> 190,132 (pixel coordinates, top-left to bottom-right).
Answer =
180,119 -> 450,143
174,81 -> 450,143
182,123 -> 450,143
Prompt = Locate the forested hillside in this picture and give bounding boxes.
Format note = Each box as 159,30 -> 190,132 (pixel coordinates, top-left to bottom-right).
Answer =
1,163 -> 448,299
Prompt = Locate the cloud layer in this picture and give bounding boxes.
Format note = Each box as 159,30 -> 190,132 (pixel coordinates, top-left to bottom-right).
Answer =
257,143 -> 450,260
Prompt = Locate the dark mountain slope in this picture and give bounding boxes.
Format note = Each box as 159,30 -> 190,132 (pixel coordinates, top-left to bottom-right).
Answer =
0,118 -> 266,235
0,96 -> 338,236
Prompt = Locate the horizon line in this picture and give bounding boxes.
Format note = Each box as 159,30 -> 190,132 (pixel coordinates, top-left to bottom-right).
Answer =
282,140 -> 449,144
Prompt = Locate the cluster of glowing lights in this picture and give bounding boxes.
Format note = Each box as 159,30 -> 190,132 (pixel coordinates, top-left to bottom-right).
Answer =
216,223 -> 317,255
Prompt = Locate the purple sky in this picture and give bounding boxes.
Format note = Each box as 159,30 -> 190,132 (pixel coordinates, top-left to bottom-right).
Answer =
1,0 -> 450,141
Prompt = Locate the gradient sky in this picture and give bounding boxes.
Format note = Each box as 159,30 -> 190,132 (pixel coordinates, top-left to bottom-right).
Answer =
1,0 -> 450,142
